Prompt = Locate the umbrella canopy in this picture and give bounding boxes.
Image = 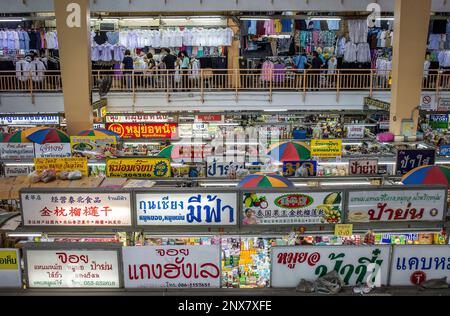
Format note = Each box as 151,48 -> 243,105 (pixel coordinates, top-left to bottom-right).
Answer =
0,133 -> 10,142
26,128 -> 70,144
158,145 -> 178,159
402,165 -> 450,188
5,130 -> 31,143
238,173 -> 294,188
267,141 -> 311,162
78,128 -> 120,137
22,126 -> 49,138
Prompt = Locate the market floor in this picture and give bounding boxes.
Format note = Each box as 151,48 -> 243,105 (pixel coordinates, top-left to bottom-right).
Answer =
1,287 -> 450,296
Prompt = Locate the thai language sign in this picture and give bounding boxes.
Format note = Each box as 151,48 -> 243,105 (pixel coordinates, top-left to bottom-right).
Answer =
347,189 -> 446,223
390,245 -> 450,286
0,143 -> 34,159
439,145 -> 450,156
396,149 -> 435,176
348,159 -> 378,175
206,161 -> 245,177
0,249 -> 21,288
106,158 -> 171,178
26,249 -> 120,288
105,114 -> 172,123
0,115 -> 60,125
70,136 -> 118,160
136,192 -> 236,226
122,245 -> 221,288
195,114 -> 223,123
346,125 -> 365,139
106,123 -> 178,139
34,157 -> 88,177
282,161 -> 317,177
364,97 -> 390,111
310,140 -> 342,158
4,165 -> 30,177
242,191 -> 343,225
271,246 -> 390,287
429,114 -> 448,129
34,143 -> 72,158
20,192 -> 132,227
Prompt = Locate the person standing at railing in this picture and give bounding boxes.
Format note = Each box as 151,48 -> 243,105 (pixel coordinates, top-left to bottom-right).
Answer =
121,49 -> 134,90
179,51 -> 191,91
310,51 -> 323,91
161,48 -> 177,91
292,51 -> 310,90
145,52 -> 156,90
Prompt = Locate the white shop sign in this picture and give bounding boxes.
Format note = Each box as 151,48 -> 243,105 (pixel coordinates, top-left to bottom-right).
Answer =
123,245 -> 221,288
26,249 -> 120,288
348,159 -> 378,175
0,143 -> 34,159
106,114 -> 170,123
20,192 -> 132,227
0,115 -> 60,125
136,192 -> 237,226
4,165 -> 30,177
271,246 -> 390,287
347,188 -> 446,223
34,143 -> 72,158
206,160 -> 245,177
0,249 -> 22,288
346,125 -> 365,139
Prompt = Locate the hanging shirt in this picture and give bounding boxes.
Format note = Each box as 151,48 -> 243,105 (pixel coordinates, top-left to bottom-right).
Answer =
344,42 -> 357,63
30,59 -> 46,82
15,59 -> 30,81
91,44 -> 102,62
248,20 -> 257,35
356,43 -> 371,63
106,32 -> 119,45
281,19 -> 292,32
100,43 -> 113,61
113,45 -> 126,62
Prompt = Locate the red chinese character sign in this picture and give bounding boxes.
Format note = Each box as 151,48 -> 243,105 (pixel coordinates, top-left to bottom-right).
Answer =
20,191 -> 132,227
122,245 -> 221,288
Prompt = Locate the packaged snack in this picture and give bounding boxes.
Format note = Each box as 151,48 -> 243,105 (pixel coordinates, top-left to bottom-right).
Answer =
41,169 -> 56,183
28,171 -> 41,183
58,171 -> 70,180
68,170 -> 83,180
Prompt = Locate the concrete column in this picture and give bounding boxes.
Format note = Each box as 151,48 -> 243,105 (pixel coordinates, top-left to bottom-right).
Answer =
54,0 -> 93,135
389,0 -> 431,138
227,18 -> 240,88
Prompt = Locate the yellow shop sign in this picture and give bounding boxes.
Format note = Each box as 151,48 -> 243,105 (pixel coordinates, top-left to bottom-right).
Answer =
311,139 -> 342,158
34,157 -> 88,176
0,250 -> 19,270
106,158 -> 171,178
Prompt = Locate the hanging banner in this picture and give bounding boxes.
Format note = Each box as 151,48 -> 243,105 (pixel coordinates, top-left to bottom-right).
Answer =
0,143 -> 35,160
242,191 -> 343,225
20,191 -> 132,227
34,143 -> 72,158
282,161 -> 317,177
396,149 -> 435,176
0,249 -> 22,288
346,125 -> 365,139
136,192 -> 236,226
310,140 -> 342,158
70,136 -> 118,160
271,246 -> 390,287
390,245 -> 450,286
348,159 -> 378,175
122,245 -> 221,288
206,160 -> 245,177
347,188 -> 447,223
4,165 -> 30,177
105,114 -> 172,123
0,115 -> 60,125
429,114 -> 449,129
34,157 -> 88,177
106,123 -> 178,139
25,248 -> 120,288
106,158 -> 171,178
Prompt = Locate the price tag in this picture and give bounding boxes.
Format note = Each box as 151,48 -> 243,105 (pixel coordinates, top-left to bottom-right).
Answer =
334,224 -> 353,236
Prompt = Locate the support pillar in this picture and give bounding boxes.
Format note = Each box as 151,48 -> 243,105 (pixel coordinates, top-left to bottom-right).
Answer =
227,18 -> 240,88
54,0 -> 93,135
389,0 -> 431,139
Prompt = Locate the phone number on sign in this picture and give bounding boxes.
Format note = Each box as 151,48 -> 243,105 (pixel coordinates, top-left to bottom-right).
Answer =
166,282 -> 212,288
83,281 -> 116,286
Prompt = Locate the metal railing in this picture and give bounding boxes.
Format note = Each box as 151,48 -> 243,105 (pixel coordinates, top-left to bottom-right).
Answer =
1,69 -> 449,102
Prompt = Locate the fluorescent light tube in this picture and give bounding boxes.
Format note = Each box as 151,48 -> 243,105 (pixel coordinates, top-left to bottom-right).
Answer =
241,17 -> 271,21
310,17 -> 341,21
0,19 -> 22,22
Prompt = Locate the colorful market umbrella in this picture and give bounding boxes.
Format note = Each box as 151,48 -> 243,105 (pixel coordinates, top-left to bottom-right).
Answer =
26,128 -> 70,144
0,133 -> 10,142
22,126 -> 49,137
77,128 -> 120,137
401,165 -> 450,188
238,173 -> 294,188
267,141 -> 311,162
5,130 -> 31,143
158,145 -> 180,159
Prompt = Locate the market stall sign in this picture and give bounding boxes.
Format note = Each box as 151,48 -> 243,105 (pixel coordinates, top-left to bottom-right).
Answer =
34,157 -> 88,177
4,165 -> 30,177
0,115 -> 60,125
106,158 -> 171,178
347,188 -> 446,223
136,192 -> 236,226
438,98 -> 450,111
25,249 -> 120,288
364,97 -> 390,111
348,158 -> 378,175
20,191 -> 132,227
70,136 -> 118,160
91,98 -> 107,110
206,160 -> 245,177
106,123 -> 178,139
105,114 -> 172,123
242,191 -> 343,225
346,125 -> 365,139
439,145 -> 450,156
122,245 -> 221,288
282,161 -> 317,177
310,140 -> 342,158
0,249 -> 22,288
334,224 -> 353,237
389,245 -> 450,286
378,120 -> 389,130
0,143 -> 34,160
195,114 -> 223,123
429,114 -> 449,129
396,149 -> 436,176
34,143 -> 72,158
271,245 -> 390,287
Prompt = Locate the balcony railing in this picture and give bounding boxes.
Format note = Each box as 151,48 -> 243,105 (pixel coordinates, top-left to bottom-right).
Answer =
2,69 -> 449,103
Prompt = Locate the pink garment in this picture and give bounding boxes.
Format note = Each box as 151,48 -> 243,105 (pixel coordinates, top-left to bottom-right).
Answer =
312,30 -> 319,47
261,61 -> 274,81
264,20 -> 275,35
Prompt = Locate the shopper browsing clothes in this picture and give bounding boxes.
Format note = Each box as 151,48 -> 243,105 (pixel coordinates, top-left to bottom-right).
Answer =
310,51 -> 324,91
179,51 -> 191,91
161,48 -> 177,90
121,49 -> 134,90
